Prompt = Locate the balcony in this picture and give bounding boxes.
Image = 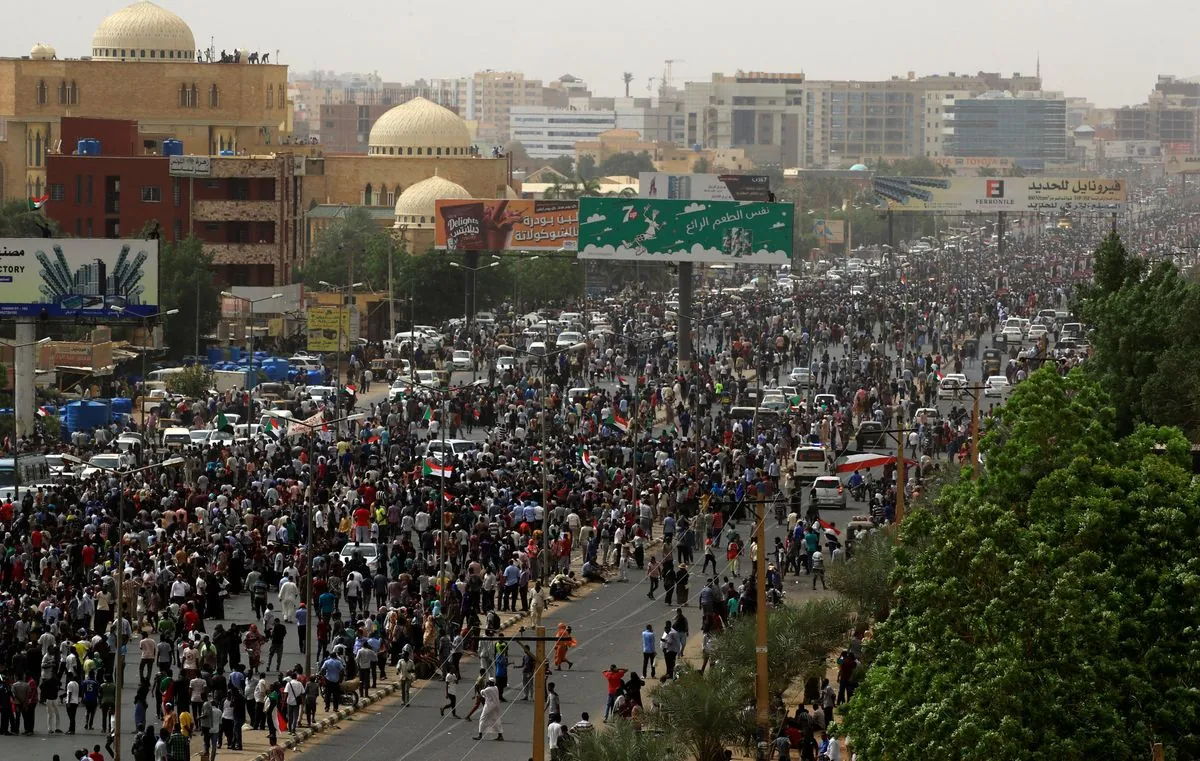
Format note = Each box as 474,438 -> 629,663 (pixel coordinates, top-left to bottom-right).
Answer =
203,242 -> 277,265
194,200 -> 277,223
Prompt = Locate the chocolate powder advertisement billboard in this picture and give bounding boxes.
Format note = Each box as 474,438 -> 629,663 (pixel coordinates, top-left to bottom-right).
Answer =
434,200 -> 579,251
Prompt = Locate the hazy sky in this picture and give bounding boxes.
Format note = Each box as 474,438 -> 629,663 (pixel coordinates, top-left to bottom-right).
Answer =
6,0 -> 1195,108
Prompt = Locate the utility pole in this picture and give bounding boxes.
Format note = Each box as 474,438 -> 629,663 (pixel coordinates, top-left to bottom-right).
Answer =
895,420 -> 907,523
970,387 -> 981,479
755,495 -> 769,730
533,625 -> 547,761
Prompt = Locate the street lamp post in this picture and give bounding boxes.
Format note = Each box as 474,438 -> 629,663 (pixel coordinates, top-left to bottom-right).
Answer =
293,411 -> 365,675
220,292 -> 283,389
62,453 -> 184,761
319,280 -> 364,388
111,306 -> 180,431
448,260 -> 500,327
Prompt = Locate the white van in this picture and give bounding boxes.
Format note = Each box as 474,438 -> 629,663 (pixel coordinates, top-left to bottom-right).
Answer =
161,427 -> 192,450
258,409 -> 295,435
793,446 -> 828,482
146,367 -> 188,384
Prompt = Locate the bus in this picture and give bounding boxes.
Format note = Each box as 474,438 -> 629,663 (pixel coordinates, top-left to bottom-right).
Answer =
0,454 -> 51,502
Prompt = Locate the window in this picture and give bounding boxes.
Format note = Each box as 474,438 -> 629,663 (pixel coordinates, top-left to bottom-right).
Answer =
173,177 -> 182,207
363,183 -> 373,205
75,174 -> 82,203
205,223 -> 219,232
58,81 -> 67,104
267,85 -> 274,109
209,84 -> 220,107
49,183 -> 64,202
86,218 -> 93,238
141,186 -> 162,202
86,175 -> 93,206
75,218 -> 81,237
278,85 -> 285,108
35,80 -> 47,104
68,81 -> 78,104
174,220 -> 183,241
180,83 -> 198,108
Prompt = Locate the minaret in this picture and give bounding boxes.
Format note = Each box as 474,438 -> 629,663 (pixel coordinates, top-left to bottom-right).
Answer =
1036,51 -> 1041,83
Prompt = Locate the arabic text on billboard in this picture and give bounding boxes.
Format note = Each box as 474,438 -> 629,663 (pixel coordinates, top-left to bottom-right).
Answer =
0,238 -> 160,318
306,306 -> 351,353
1165,155 -> 1200,175
435,200 -> 577,251
639,173 -> 771,201
577,198 -> 793,264
168,155 -> 212,177
873,177 -> 1126,213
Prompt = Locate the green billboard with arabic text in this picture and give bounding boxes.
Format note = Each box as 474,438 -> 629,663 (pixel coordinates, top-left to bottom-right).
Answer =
576,198 -> 793,264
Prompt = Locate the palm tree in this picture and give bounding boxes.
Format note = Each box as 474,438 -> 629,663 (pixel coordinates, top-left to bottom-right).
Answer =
645,670 -> 752,761
828,531 -> 897,622
707,598 -> 854,701
567,716 -> 675,761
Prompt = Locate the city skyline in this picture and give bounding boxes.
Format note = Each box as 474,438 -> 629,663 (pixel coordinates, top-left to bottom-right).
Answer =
3,0 -> 1198,109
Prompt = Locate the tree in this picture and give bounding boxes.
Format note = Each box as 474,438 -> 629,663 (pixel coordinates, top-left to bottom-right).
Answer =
840,367 -> 1200,761
298,206 -> 403,292
549,155 -> 576,179
1079,233 -> 1200,437
645,670 -> 753,761
692,156 -> 712,174
567,715 -> 676,761
577,154 -> 598,181
0,200 -> 62,238
598,151 -> 656,178
158,237 -> 221,358
503,140 -> 531,170
708,598 -> 854,700
165,364 -> 211,398
827,531 -> 897,622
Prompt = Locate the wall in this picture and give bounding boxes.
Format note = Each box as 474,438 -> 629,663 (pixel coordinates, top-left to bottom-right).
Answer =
0,57 -> 290,199
60,117 -> 139,157
45,154 -> 190,241
302,155 -> 509,208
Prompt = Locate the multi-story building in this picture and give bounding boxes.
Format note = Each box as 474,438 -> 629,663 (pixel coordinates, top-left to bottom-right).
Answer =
0,0 -> 291,203
921,89 -> 970,158
510,107 -> 617,160
319,104 -> 394,154
458,71 -> 545,144
682,72 -> 807,167
47,115 -> 306,286
946,92 -> 1067,169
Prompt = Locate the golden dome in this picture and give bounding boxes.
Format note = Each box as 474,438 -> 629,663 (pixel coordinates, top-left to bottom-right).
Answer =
369,97 -> 472,157
92,1 -> 196,62
30,42 -> 56,60
393,175 -> 472,229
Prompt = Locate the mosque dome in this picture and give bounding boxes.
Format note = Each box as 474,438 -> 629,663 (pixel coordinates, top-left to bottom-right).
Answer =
91,1 -> 196,62
30,43 -> 56,60
393,175 -> 472,229
369,97 -> 473,157
849,163 -> 869,171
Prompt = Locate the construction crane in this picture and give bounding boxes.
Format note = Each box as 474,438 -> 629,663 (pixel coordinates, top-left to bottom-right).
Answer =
647,76 -> 659,94
662,59 -> 684,93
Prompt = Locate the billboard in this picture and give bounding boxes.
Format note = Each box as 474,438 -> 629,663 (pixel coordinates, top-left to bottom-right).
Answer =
932,156 -> 1014,172
639,173 -> 772,202
434,199 -> 578,251
1101,140 -> 1161,160
1165,154 -> 1200,175
873,177 -> 1126,213
306,306 -> 352,352
168,155 -> 212,177
813,219 -> 845,244
577,198 -> 793,264
0,238 -> 159,318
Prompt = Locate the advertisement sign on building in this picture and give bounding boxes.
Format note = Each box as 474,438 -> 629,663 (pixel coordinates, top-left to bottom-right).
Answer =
873,177 -> 1126,213
639,173 -> 771,201
0,238 -> 159,318
1101,140 -> 1161,160
168,155 -> 212,177
813,219 -> 845,244
931,157 -> 1015,172
306,306 -> 353,352
435,200 -> 578,251
577,198 -> 793,264
1165,154 -> 1200,174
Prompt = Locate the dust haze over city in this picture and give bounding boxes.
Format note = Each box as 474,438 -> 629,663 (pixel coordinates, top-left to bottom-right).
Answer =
3,3 -> 1200,761
2,0 -> 1198,106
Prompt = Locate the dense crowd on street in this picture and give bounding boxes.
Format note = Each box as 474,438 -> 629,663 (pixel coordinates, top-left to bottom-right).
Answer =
2,187 -> 1194,761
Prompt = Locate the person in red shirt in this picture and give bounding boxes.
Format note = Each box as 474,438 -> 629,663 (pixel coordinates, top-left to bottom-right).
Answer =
353,506 -> 371,543
81,544 -> 96,568
601,665 -> 627,721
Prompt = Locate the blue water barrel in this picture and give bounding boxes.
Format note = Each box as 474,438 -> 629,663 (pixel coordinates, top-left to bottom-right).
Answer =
219,149 -> 235,156
207,347 -> 225,365
76,139 -> 91,155
65,400 -> 110,433
229,346 -> 242,361
110,398 -> 132,414
306,369 -> 324,385
162,139 -> 183,157
90,139 -> 102,156
261,358 -> 289,382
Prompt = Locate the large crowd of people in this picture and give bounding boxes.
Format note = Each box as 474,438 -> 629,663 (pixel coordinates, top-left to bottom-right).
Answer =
3,184 -> 1195,761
